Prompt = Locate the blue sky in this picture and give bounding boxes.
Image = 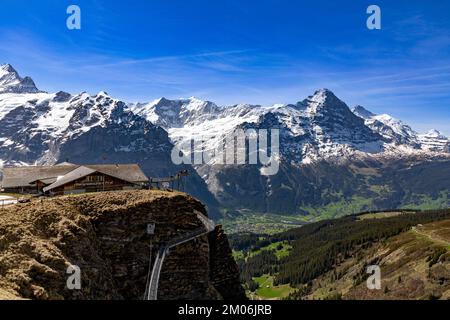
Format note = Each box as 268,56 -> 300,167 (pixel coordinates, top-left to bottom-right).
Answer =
0,0 -> 449,135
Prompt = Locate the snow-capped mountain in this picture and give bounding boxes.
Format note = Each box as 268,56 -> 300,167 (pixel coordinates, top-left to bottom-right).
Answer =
353,105 -> 430,151
128,88 -> 450,214
0,64 -> 42,94
131,97 -> 266,167
352,105 -> 450,154
0,64 -> 449,216
418,129 -> 450,153
0,64 -> 218,214
131,97 -> 264,140
0,65 -> 174,169
133,88 -> 449,166
0,64 -> 178,168
131,97 -> 226,128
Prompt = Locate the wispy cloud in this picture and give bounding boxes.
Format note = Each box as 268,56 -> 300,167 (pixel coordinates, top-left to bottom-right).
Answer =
0,26 -> 449,136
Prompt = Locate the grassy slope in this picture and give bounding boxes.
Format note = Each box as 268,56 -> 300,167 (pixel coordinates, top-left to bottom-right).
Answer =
251,275 -> 294,300
301,219 -> 450,300
358,211 -> 404,220
234,209 -> 450,300
402,191 -> 450,211
234,240 -> 294,299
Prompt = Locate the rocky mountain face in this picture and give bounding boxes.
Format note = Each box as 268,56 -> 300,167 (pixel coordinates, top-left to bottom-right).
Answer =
0,64 -> 41,94
419,130 -> 450,153
133,88 -> 450,215
136,89 -> 449,163
353,105 -> 422,149
0,190 -> 245,300
0,64 -> 449,217
0,65 -> 218,216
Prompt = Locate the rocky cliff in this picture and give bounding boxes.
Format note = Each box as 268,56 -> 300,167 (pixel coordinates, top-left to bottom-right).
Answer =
0,190 -> 245,300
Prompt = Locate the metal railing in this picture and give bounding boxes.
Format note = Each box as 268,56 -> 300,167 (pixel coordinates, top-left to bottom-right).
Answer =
145,211 -> 215,300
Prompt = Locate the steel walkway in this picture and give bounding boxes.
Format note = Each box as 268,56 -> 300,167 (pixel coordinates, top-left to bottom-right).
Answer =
145,210 -> 215,300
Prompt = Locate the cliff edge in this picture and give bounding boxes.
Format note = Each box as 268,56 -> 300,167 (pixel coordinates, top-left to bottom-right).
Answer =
0,190 -> 245,300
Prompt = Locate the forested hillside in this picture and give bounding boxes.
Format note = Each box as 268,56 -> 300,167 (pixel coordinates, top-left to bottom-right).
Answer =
230,209 -> 450,299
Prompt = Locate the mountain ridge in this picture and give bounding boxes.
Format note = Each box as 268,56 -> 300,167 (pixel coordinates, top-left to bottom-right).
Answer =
132,88 -> 450,162
0,64 -> 449,218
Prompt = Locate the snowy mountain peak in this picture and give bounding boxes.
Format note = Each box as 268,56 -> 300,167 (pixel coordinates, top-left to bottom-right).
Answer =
424,129 -> 444,138
187,96 -> 204,103
419,129 -> 450,152
97,91 -> 109,97
131,96 -> 224,129
350,105 -> 450,152
0,63 -> 41,94
0,63 -> 15,74
303,89 -> 348,109
352,105 -> 376,119
308,88 -> 335,104
183,97 -> 210,110
51,91 -> 71,102
0,63 -> 20,83
302,89 -> 351,115
150,97 -> 165,106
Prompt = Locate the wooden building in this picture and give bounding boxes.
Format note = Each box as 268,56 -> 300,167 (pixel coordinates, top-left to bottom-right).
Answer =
1,163 -> 149,196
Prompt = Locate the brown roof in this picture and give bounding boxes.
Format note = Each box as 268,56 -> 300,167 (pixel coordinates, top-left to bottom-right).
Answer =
43,166 -> 98,193
87,164 -> 149,184
1,164 -> 149,189
30,177 -> 58,185
2,165 -> 78,188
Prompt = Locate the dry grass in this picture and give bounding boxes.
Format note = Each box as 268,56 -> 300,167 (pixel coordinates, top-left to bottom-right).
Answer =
0,190 -> 196,300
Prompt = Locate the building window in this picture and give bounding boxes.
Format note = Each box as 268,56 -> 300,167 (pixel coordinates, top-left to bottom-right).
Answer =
86,175 -> 105,182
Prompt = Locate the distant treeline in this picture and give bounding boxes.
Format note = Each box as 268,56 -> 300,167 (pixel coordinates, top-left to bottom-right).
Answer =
233,208 -> 450,290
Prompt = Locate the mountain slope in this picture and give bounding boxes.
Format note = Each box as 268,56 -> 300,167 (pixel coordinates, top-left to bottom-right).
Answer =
419,130 -> 450,153
156,91 -> 450,216
230,209 -> 450,300
296,218 -> 450,300
0,64 -> 449,219
0,64 -> 218,216
352,105 -> 450,152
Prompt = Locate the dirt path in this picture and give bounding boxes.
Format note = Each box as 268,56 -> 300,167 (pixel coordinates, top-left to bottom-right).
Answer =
411,227 -> 450,248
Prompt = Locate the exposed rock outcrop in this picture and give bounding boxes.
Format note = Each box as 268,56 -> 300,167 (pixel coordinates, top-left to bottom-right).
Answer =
209,226 -> 247,300
0,190 -> 244,300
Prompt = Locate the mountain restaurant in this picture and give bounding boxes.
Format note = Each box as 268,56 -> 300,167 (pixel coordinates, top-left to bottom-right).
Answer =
1,163 -> 149,196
